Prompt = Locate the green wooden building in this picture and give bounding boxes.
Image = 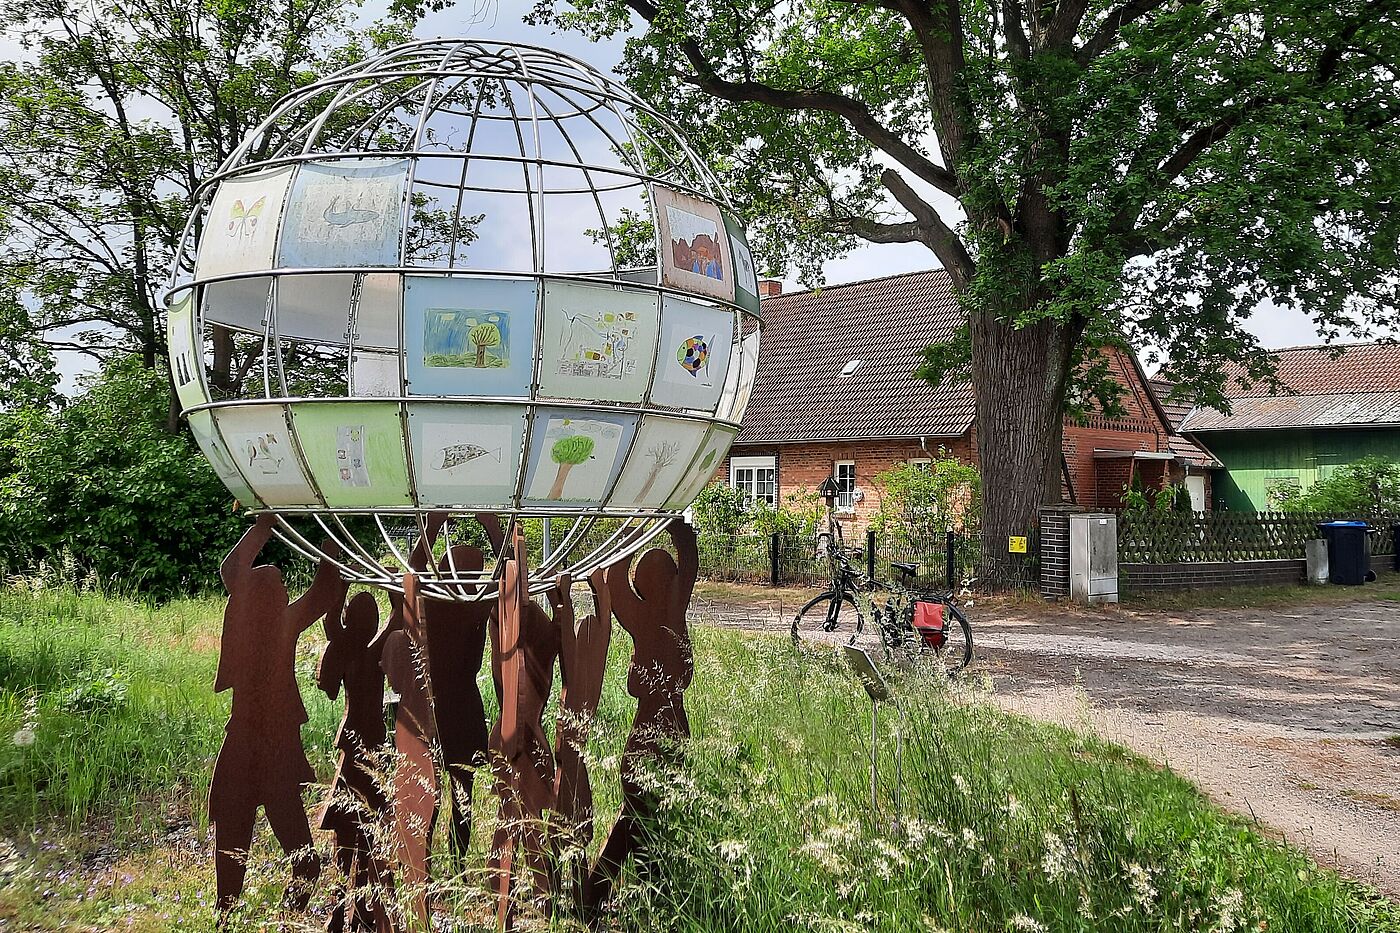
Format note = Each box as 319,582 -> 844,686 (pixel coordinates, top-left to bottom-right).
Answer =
1177,344 -> 1400,510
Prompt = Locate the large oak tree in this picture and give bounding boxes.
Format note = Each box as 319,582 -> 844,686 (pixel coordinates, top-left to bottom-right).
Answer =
532,0 -> 1400,582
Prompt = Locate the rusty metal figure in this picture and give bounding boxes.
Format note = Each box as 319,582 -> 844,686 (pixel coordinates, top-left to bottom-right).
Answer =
381,572 -> 437,930
317,589 -> 393,932
585,520 -> 697,911
551,568 -> 612,900
210,514 -> 348,918
487,528 -> 571,928
421,516 -> 499,866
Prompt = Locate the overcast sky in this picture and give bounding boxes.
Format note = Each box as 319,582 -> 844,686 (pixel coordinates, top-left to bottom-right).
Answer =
42,0 -> 1334,390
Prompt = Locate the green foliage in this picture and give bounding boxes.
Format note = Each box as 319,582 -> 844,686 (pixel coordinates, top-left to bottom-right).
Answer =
1280,457 -> 1400,514
689,482 -> 822,539
550,434 -> 596,466
0,356 -> 245,598
870,456 -> 981,542
585,205 -> 660,270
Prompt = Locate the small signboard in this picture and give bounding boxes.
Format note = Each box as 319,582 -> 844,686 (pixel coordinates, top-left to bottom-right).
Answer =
1008,535 -> 1028,554
842,645 -> 891,702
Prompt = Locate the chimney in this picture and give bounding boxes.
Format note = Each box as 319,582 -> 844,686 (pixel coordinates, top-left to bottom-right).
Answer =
758,279 -> 783,298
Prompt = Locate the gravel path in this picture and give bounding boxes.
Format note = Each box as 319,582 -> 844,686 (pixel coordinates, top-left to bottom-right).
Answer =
691,587 -> 1400,895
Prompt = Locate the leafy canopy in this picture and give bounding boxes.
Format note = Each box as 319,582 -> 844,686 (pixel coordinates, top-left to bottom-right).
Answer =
531,0 -> 1400,411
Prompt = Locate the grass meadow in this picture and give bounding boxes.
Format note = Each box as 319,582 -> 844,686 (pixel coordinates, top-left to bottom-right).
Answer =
0,584 -> 1396,931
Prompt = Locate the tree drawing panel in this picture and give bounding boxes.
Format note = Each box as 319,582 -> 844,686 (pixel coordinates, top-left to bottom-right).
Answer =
655,186 -> 733,303
538,281 -> 659,404
213,405 -> 319,507
610,416 -> 710,509
278,159 -> 410,269
166,292 -> 207,413
188,410 -> 259,507
289,402 -> 411,508
666,426 -> 737,508
648,296 -> 735,413
405,275 -> 537,397
408,403 -> 526,507
723,213 -> 760,316
522,409 -> 637,504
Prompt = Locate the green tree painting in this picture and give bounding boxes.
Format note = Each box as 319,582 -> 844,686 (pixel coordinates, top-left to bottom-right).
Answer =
549,434 -> 596,499
470,322 -> 502,368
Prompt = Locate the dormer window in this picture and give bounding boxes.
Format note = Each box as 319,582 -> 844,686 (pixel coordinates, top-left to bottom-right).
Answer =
840,359 -> 863,378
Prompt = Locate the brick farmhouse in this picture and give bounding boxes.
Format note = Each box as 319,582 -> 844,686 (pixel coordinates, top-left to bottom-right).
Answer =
718,270 -> 1218,533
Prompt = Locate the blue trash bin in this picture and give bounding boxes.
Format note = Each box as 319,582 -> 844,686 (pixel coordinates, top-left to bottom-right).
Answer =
1317,521 -> 1369,585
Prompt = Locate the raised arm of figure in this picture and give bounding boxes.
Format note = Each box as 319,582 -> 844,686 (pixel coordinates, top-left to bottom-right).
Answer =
605,552 -> 643,626
669,521 -> 699,609
290,541 -> 348,634
220,514 -> 276,591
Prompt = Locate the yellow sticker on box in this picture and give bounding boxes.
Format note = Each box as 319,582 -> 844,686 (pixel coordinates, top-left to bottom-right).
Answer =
1008,535 -> 1028,553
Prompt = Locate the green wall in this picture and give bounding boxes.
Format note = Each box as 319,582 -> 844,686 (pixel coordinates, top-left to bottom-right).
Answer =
1200,427 -> 1400,510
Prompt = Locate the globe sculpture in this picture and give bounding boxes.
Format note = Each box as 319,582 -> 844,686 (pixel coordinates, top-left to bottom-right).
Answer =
165,39 -> 761,600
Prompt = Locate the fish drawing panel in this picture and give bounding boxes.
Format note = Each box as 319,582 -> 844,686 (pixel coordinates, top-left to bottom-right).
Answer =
408,404 -> 526,508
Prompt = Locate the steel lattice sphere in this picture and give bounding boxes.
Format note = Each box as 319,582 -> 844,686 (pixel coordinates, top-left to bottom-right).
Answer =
166,39 -> 761,600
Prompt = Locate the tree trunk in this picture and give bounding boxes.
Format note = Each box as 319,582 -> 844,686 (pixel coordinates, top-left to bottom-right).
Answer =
475,343 -> 487,367
549,463 -> 574,500
969,311 -> 1075,588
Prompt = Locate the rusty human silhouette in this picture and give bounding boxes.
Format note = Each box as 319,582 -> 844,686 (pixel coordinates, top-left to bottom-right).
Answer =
488,528 -> 565,925
317,589 -> 392,932
422,534 -> 494,866
586,520 -> 697,909
551,568 -> 612,896
210,514 -> 348,917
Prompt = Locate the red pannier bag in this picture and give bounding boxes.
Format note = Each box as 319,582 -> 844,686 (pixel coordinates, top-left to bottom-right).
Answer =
912,601 -> 946,649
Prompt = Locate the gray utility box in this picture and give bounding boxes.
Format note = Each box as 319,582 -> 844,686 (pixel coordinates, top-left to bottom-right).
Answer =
1069,512 -> 1119,604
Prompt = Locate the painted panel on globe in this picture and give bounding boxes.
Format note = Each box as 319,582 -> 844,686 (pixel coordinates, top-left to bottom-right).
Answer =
648,296 -> 734,412
275,273 -> 355,343
197,166 -> 295,279
166,292 -> 208,413
539,282 -> 659,403
666,426 -> 737,508
717,326 -> 760,423
655,186 -> 732,303
290,402 -> 411,507
202,276 -> 273,334
408,403 -> 526,508
522,409 -> 638,505
278,159 -> 410,269
610,416 -> 710,509
214,405 -> 319,507
188,410 -> 259,506
723,213 -> 760,316
405,275 -> 537,397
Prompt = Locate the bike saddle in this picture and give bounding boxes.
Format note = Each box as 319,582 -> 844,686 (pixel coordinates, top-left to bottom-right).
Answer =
890,560 -> 919,577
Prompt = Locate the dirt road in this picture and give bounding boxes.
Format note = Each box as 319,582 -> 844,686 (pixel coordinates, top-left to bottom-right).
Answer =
692,584 -> 1400,894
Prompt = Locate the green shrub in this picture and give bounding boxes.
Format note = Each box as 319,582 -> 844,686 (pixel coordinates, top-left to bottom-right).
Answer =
0,356 -> 244,598
870,455 -> 980,542
1280,456 -> 1400,514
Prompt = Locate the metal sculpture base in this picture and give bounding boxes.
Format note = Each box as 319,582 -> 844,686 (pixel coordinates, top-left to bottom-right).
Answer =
209,516 -> 697,932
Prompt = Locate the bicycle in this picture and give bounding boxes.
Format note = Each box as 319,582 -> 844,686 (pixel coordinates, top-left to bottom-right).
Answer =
792,532 -> 973,672
790,530 -> 868,642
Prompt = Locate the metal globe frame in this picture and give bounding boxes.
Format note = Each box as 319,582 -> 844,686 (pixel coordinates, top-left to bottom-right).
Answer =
165,39 -> 761,600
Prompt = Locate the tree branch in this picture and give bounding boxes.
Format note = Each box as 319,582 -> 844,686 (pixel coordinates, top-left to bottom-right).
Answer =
1076,0 -> 1186,64
879,169 -> 975,287
623,0 -> 962,198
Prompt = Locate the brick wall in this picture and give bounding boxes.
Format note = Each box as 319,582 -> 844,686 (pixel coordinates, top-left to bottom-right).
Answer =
720,436 -> 974,536
1038,505 -> 1079,597
1120,554 -> 1394,591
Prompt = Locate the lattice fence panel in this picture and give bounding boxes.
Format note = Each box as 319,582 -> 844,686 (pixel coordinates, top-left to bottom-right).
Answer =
1118,511 -> 1398,564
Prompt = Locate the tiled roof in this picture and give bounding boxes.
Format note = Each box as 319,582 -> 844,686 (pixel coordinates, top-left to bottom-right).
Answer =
1149,377 -> 1193,429
1179,343 -> 1400,431
735,270 -> 976,444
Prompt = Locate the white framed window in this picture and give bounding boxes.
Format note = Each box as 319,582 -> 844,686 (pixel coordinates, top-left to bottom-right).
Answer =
907,458 -> 932,473
730,455 -> 777,505
834,461 -> 856,512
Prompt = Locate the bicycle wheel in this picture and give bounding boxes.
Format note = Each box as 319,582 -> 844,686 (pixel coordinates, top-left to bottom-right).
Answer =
934,601 -> 974,672
791,592 -> 862,643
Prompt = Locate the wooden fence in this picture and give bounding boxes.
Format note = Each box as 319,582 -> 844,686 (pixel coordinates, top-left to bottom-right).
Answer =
1117,511 -> 1397,564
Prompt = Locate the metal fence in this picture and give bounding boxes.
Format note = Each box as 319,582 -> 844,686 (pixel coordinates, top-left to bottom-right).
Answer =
695,528 -> 979,588
1117,510 -> 1398,564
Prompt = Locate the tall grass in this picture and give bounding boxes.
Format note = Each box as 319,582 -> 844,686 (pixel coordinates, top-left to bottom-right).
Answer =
0,588 -> 1395,931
